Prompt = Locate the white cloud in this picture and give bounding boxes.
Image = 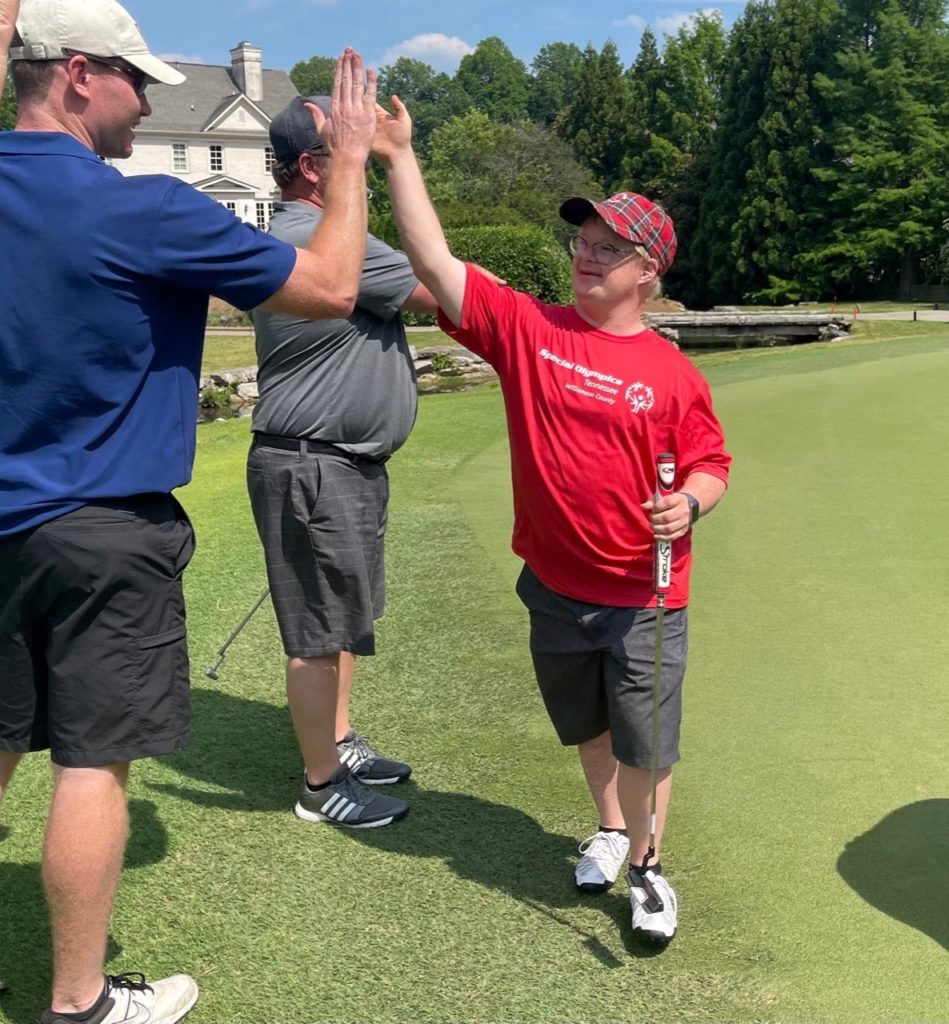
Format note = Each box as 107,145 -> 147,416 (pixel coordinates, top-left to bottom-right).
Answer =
655,8 -> 720,35
378,33 -> 475,72
157,52 -> 205,64
611,14 -> 648,29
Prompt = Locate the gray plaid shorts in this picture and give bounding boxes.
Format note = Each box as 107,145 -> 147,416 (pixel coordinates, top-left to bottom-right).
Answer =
247,440 -> 388,658
515,565 -> 688,769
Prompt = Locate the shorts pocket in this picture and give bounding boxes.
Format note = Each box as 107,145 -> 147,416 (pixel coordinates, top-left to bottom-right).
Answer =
131,623 -> 190,739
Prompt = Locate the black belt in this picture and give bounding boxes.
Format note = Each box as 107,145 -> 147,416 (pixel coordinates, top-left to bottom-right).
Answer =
252,432 -> 389,465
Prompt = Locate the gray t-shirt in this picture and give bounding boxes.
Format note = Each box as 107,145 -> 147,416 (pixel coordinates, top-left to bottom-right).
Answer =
251,201 -> 419,458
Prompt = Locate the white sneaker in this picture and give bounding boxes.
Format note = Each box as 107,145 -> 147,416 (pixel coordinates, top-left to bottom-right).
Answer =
40,973 -> 199,1024
575,830 -> 630,893
628,867 -> 678,944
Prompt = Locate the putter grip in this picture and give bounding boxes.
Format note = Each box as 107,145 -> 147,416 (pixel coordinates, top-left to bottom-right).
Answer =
654,452 -> 675,595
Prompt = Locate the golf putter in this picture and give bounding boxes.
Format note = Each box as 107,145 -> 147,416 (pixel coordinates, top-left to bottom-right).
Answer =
635,451 -> 676,913
205,587 -> 271,679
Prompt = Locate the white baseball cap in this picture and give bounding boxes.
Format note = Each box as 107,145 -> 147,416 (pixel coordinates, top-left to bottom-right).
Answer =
11,0 -> 186,86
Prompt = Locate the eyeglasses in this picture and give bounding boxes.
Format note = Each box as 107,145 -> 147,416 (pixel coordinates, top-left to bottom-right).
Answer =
64,49 -> 150,96
569,234 -> 643,267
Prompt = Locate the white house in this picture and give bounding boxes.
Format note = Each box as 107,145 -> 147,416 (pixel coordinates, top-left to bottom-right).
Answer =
116,43 -> 299,229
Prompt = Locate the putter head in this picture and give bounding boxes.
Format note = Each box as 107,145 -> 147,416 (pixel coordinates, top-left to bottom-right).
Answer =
205,667 -> 219,680
630,863 -> 664,914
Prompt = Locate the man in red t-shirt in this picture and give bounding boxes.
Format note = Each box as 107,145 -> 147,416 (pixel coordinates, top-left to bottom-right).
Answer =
375,98 -> 730,946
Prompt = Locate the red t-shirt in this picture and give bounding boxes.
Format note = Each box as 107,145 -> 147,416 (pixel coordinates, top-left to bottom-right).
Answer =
437,267 -> 731,607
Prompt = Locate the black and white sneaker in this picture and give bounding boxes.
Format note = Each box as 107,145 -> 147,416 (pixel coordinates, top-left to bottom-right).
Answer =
40,973 -> 198,1024
628,866 -> 678,944
295,765 -> 409,828
337,730 -> 412,785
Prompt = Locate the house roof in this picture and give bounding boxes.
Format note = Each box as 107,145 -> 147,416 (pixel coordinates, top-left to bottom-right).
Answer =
143,64 -> 299,133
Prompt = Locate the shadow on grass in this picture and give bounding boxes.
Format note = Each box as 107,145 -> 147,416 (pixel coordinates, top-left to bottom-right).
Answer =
148,688 -> 300,812
0,800 -> 166,1023
349,786 -> 659,965
837,799 -> 948,950
151,689 -> 646,964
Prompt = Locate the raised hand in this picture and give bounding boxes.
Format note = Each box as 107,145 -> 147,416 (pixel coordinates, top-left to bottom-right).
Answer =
371,94 -> 413,165
307,48 -> 377,164
1,0 -> 20,93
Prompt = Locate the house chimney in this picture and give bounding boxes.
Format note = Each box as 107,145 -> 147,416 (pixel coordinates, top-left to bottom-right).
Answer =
230,42 -> 263,102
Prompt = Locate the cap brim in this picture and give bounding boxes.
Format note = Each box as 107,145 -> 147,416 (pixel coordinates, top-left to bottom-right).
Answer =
123,51 -> 186,86
559,196 -> 598,227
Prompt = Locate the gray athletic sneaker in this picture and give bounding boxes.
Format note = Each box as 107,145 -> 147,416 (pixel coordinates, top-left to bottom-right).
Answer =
295,765 -> 409,827
337,730 -> 412,785
39,973 -> 198,1024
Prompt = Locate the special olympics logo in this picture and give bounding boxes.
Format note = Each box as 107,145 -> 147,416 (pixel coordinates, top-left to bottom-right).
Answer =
625,381 -> 655,414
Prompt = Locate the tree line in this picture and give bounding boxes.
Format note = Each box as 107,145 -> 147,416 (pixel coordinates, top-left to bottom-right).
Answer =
293,0 -> 948,306
3,0 -> 944,306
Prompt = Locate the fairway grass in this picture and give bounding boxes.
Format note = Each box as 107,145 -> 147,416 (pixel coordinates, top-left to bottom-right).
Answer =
2,329 -> 947,1023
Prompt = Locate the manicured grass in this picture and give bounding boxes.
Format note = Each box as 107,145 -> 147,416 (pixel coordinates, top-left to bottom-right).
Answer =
2,324 -> 947,1023
201,333 -> 258,374
201,329 -> 454,375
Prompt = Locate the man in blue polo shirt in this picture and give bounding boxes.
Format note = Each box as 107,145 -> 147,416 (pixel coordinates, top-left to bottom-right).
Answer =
0,2 -> 379,1022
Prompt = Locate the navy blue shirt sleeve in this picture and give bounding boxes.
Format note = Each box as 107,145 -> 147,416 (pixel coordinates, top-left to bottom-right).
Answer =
136,178 -> 296,310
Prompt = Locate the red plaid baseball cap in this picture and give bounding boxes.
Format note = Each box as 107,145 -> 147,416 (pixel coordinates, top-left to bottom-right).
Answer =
560,192 -> 677,274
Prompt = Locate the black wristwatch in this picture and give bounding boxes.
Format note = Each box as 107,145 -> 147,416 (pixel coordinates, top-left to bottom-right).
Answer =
682,492 -> 700,526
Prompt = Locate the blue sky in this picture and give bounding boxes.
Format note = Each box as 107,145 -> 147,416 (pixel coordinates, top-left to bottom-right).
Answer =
123,0 -> 749,76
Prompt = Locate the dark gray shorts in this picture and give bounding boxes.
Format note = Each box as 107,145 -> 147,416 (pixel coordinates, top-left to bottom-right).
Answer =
515,565 -> 687,769
247,439 -> 388,658
0,494 -> 194,767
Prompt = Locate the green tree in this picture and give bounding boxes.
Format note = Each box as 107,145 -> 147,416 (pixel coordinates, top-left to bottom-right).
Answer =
690,1 -> 775,306
621,29 -> 672,193
805,0 -> 949,297
642,14 -> 727,302
0,74 -> 15,130
528,42 -> 584,127
289,55 -> 336,96
424,109 -> 598,232
662,12 -> 727,164
455,36 -> 530,122
731,0 -> 840,303
377,57 -> 470,151
560,40 -> 629,191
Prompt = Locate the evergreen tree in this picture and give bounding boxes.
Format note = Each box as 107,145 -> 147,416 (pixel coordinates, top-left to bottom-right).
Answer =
806,0 -> 949,297
620,29 -> 675,195
690,1 -> 775,305
650,14 -> 727,302
454,36 -> 530,123
731,0 -> 839,303
560,41 -> 629,191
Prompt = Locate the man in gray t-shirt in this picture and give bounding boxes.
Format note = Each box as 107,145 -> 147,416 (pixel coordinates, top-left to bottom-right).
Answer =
247,95 -> 438,830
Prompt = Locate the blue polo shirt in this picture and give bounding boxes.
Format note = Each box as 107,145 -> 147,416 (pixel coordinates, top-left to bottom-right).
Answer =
0,131 -> 297,536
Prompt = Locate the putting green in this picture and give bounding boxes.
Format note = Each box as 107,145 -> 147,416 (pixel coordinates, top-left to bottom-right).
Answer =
1,335 -> 945,1024
449,340 -> 949,1021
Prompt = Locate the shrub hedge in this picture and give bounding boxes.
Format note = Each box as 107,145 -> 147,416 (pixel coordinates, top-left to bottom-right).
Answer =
402,224 -> 573,326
